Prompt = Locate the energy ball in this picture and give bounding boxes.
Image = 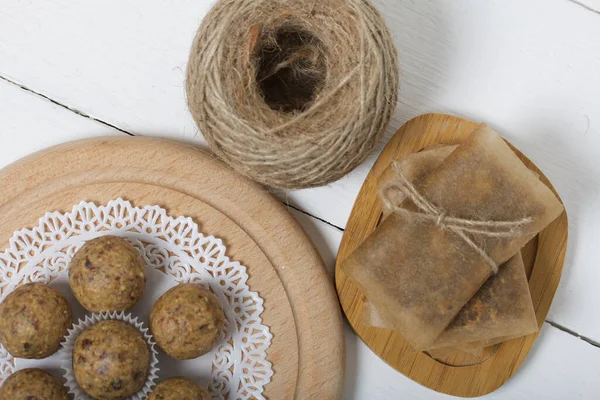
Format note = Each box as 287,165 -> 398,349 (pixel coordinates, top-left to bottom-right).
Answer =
73,320 -> 150,400
148,377 -> 210,400
150,284 -> 224,360
0,368 -> 68,400
69,236 -> 146,312
0,283 -> 71,359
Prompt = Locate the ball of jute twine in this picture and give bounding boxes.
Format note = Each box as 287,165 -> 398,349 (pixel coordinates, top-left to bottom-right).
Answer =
186,0 -> 399,189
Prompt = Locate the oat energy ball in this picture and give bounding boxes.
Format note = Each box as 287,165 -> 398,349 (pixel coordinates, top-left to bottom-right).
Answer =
0,368 -> 69,400
69,236 -> 146,312
73,320 -> 150,400
0,283 -> 72,359
150,284 -> 225,360
148,377 -> 210,400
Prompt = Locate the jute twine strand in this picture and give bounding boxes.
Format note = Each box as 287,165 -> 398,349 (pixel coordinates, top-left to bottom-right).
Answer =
186,0 -> 399,189
380,162 -> 532,274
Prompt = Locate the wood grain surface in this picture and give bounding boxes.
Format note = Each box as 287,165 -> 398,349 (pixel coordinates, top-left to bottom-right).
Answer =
0,137 -> 345,399
335,114 -> 568,398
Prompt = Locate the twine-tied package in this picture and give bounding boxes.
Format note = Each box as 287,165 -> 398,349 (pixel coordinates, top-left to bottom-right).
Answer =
361,144 -> 539,351
186,0 -> 399,189
342,124 -> 563,350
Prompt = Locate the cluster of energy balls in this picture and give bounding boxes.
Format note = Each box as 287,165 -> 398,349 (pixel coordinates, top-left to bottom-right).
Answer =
0,235 -> 225,400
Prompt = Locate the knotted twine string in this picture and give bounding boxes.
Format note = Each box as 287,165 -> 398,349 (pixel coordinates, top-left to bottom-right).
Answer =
380,162 -> 532,274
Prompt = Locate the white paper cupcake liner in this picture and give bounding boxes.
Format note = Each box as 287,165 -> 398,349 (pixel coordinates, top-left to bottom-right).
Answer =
58,311 -> 160,400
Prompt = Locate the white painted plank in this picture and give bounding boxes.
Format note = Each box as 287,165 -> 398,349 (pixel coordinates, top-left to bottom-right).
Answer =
344,324 -> 600,400
0,79 -> 123,169
290,208 -> 600,399
0,0 -> 209,140
569,0 -> 600,13
1,0 -> 600,352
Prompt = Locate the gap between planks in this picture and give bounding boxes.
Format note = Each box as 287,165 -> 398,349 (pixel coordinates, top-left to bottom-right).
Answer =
0,75 -> 133,136
1,72 -> 597,352
0,72 -> 345,231
567,0 -> 600,15
546,320 -> 600,349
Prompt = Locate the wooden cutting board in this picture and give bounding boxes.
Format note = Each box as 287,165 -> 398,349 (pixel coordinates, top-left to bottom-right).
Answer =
335,113 -> 568,397
0,137 -> 345,399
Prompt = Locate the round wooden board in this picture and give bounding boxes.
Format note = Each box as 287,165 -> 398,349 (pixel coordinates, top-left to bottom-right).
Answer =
0,137 -> 345,399
335,114 -> 568,398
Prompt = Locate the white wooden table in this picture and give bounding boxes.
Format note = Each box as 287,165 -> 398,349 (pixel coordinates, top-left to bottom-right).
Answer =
1,0 -> 600,398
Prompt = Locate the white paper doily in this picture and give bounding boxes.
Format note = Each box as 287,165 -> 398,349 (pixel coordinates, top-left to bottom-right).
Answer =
0,199 -> 273,399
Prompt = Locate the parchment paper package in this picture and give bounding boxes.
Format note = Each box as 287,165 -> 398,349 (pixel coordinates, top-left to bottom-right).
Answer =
342,124 -> 563,350
361,143 -> 539,350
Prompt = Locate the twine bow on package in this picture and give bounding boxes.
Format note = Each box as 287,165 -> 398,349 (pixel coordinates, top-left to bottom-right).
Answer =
186,0 -> 399,189
342,124 -> 564,351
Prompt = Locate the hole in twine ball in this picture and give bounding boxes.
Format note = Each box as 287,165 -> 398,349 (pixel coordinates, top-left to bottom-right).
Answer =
186,0 -> 399,189
256,27 -> 327,112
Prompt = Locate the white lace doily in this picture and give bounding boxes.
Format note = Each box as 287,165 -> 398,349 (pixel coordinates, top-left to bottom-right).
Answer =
0,199 -> 273,399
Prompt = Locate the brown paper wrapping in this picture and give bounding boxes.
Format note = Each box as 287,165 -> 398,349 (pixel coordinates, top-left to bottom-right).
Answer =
342,124 -> 563,350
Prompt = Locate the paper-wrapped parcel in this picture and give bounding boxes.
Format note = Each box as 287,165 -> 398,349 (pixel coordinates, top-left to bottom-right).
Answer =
342,124 -> 563,350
